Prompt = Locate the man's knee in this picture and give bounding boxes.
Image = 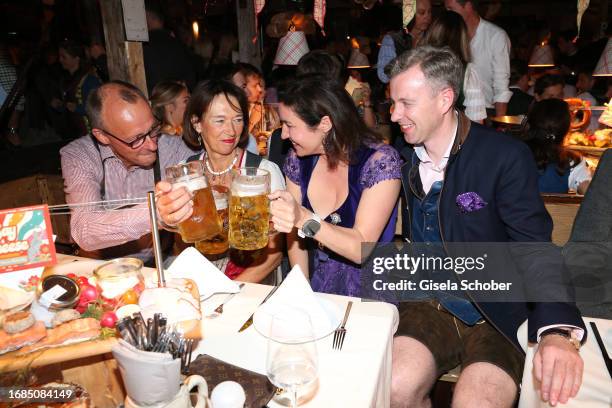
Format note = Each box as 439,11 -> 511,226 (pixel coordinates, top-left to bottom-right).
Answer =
391,336 -> 438,408
452,362 -> 518,408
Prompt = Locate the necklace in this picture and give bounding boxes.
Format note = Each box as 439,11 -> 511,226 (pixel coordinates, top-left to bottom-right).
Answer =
205,153 -> 239,176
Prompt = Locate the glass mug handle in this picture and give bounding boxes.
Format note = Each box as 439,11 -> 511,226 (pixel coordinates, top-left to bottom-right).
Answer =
268,191 -> 279,236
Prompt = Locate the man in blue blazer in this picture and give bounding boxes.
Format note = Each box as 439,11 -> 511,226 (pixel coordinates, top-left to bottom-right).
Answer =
388,46 -> 585,408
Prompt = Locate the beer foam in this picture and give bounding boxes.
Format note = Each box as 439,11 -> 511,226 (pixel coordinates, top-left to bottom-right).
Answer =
214,197 -> 228,210
231,182 -> 267,197
173,176 -> 208,192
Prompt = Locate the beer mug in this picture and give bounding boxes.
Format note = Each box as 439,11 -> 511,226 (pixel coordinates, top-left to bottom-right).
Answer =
256,130 -> 271,156
165,161 -> 222,243
228,167 -> 270,250
195,186 -> 229,255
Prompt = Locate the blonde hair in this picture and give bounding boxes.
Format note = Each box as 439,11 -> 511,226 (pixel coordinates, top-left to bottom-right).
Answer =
422,10 -> 471,65
150,81 -> 188,127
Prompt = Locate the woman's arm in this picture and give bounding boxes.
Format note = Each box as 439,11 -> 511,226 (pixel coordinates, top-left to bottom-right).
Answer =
285,178 -> 310,276
271,177 -> 401,265
271,178 -> 309,276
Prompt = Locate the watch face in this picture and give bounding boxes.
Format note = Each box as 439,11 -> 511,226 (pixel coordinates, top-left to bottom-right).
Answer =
303,219 -> 321,237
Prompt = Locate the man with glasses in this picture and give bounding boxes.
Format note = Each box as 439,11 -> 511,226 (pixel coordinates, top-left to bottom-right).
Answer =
60,81 -> 197,261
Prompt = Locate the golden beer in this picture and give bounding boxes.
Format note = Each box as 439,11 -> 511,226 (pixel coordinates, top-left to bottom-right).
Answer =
166,161 -> 222,243
256,131 -> 271,156
228,167 -> 270,251
196,187 -> 229,255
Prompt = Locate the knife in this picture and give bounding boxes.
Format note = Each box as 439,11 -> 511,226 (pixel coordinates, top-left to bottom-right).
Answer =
589,322 -> 612,379
238,285 -> 279,332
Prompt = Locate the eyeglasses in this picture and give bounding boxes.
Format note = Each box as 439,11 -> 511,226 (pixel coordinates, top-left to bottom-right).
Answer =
99,122 -> 162,149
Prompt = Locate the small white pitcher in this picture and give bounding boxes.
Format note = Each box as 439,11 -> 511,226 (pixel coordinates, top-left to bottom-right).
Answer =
125,375 -> 210,408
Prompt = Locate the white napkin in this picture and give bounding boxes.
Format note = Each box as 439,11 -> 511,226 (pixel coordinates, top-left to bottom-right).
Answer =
255,265 -> 338,339
165,247 -> 239,299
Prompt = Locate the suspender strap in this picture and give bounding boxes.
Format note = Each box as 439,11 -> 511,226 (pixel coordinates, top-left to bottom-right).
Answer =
153,150 -> 161,183
186,153 -> 201,162
92,135 -> 161,199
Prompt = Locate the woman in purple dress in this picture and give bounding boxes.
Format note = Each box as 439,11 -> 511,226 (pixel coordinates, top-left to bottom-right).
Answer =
269,75 -> 402,296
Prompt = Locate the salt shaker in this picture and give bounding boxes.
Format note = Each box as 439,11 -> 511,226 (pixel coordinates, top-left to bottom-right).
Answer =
210,381 -> 246,408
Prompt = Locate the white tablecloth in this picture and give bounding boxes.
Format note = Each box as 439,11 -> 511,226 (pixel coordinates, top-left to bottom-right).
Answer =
194,283 -> 399,408
518,317 -> 612,408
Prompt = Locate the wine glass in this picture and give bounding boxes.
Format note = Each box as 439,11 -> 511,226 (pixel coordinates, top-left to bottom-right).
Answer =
266,308 -> 319,408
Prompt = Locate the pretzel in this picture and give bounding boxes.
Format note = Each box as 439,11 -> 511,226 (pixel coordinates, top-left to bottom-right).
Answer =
565,98 -> 592,130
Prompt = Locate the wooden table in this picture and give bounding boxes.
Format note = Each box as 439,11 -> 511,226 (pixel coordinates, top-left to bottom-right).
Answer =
1,254 -> 400,407
0,255 -> 124,407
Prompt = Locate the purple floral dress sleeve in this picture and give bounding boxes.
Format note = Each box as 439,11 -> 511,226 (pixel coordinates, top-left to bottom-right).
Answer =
359,144 -> 402,189
283,148 -> 301,185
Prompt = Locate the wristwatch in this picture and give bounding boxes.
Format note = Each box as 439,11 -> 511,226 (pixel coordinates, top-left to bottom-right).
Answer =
540,328 -> 581,350
298,213 -> 321,238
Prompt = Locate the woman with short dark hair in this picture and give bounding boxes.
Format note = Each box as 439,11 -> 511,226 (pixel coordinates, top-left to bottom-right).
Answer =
269,75 -> 401,296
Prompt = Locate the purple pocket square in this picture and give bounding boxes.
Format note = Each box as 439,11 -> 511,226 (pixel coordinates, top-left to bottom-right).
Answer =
456,192 -> 487,213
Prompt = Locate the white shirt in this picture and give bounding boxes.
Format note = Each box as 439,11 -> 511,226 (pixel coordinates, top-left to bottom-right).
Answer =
463,63 -> 488,122
568,159 -> 592,191
470,18 -> 512,108
414,118 -> 458,194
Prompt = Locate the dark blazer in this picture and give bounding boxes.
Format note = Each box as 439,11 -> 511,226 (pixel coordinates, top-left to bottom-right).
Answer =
400,112 -> 585,350
267,128 -> 291,175
563,149 -> 612,318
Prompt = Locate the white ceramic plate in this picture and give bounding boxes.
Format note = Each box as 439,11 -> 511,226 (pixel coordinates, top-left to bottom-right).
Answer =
253,295 -> 342,341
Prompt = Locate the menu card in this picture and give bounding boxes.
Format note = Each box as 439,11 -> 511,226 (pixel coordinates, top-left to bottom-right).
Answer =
0,204 -> 56,273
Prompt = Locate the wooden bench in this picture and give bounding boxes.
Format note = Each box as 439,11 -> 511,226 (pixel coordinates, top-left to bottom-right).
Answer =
395,194 -> 583,246
542,193 -> 583,246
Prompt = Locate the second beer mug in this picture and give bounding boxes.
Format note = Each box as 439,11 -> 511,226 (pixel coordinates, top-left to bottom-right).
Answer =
228,167 -> 270,251
195,186 -> 229,255
165,161 -> 222,243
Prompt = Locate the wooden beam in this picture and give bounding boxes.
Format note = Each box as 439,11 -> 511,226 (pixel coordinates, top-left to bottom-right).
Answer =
99,0 -> 148,97
235,0 -> 262,68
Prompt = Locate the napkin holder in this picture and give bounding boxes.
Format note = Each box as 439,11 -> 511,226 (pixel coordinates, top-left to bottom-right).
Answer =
188,354 -> 276,408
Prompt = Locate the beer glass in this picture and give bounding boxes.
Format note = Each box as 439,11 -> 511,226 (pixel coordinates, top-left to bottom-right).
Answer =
165,161 -> 222,243
228,167 -> 270,250
195,186 -> 229,255
256,130 -> 272,156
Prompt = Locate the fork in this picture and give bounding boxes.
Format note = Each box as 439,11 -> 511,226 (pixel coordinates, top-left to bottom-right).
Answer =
333,301 -> 353,350
206,283 -> 245,318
